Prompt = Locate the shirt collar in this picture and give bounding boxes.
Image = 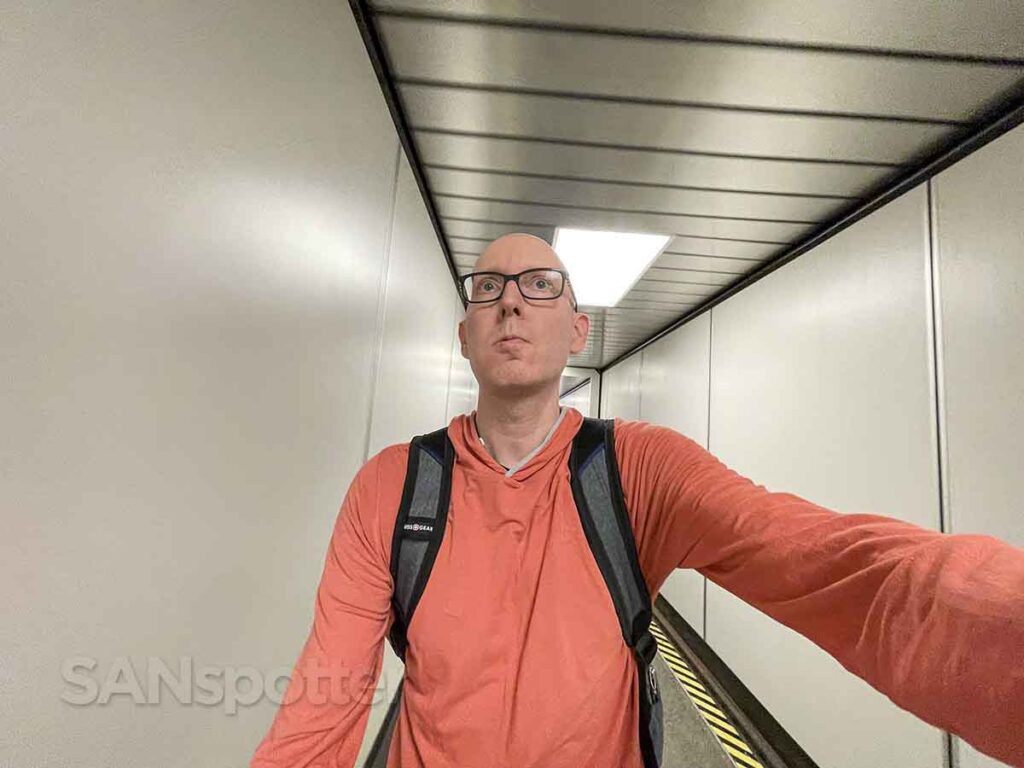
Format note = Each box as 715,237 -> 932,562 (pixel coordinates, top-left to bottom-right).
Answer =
467,406 -> 571,478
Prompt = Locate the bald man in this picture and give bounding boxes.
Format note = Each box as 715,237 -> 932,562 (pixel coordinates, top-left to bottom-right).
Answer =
251,234 -> 1024,768
457,234 -> 589,469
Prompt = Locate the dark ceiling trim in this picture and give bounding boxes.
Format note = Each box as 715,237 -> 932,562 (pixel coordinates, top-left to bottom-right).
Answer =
598,311 -> 704,319
646,265 -> 748,276
414,126 -> 904,168
348,0 -> 465,307
398,77 -> 967,127
598,96 -> 1024,373
636,277 -> 731,289
599,331 -> 678,339
647,264 -> 757,275
601,314 -> 699,324
446,235 -> 494,243
375,7 -> 1024,68
637,276 -> 724,287
662,251 -> 763,262
632,288 -> 730,299
601,309 -> 684,316
422,163 -> 857,200
629,293 -> 713,303
441,216 -> 553,229
598,331 -> 679,342
433,192 -> 819,225
619,300 -> 708,310
559,376 -> 593,399
665,234 -> 790,245
602,310 -> 691,318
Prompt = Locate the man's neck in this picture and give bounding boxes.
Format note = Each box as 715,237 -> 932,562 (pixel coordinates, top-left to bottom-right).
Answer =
474,386 -> 563,470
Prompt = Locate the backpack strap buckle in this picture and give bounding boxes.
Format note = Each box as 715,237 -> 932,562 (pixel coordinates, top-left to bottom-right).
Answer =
634,630 -> 658,666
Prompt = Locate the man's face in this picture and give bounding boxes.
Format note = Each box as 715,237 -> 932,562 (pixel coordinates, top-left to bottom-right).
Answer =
457,234 -> 590,395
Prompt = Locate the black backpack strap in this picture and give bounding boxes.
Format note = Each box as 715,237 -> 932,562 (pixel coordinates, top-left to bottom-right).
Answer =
387,426 -> 454,663
569,417 -> 664,768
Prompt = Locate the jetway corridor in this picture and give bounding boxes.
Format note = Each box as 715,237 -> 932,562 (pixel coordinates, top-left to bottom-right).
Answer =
3,2 -> 1023,768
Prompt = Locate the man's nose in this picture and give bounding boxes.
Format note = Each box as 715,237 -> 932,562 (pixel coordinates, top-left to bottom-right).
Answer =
497,278 -> 524,314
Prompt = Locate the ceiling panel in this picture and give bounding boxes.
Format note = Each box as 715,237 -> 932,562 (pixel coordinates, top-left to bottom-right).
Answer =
656,253 -> 760,273
643,266 -> 735,286
448,236 -> 495,252
414,132 -> 897,196
381,15 -> 1022,121
453,238 -> 778,272
402,83 -> 957,165
372,1 -> 1024,60
441,218 -> 554,241
599,313 -> 688,325
664,236 -> 782,258
616,297 -> 702,309
425,167 -> 849,221
362,2 -> 1024,367
434,197 -> 813,242
629,287 -> 713,302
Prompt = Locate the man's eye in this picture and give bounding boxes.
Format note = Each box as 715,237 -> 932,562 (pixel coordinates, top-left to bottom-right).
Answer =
480,280 -> 497,291
527,276 -> 555,292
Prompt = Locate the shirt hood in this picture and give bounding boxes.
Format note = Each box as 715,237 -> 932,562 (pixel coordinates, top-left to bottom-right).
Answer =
447,406 -> 585,483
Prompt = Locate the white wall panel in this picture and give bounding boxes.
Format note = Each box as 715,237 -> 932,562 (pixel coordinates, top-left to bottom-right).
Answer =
446,299 -> 479,420
561,366 -> 601,417
706,186 -> 944,768
367,153 -> 460,457
0,2 -> 440,766
931,124 -> 1024,768
638,314 -> 713,635
599,351 -> 643,420
639,316 -> 712,448
360,152 -> 461,762
932,125 -> 1024,550
560,380 -> 593,416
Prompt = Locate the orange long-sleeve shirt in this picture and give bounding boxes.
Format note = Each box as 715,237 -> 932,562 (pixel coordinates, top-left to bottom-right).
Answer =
250,407 -> 1024,767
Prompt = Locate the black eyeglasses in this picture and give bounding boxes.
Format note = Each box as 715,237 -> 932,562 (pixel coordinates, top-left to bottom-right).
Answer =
459,268 -> 578,311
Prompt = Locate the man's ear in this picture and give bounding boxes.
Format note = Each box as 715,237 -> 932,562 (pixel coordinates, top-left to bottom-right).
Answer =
457,319 -> 468,359
569,311 -> 590,355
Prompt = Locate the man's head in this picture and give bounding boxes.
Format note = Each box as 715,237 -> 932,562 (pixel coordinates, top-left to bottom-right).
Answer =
457,233 -> 590,397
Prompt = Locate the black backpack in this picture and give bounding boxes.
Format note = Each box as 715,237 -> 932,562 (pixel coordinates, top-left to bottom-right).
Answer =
382,416 -> 663,767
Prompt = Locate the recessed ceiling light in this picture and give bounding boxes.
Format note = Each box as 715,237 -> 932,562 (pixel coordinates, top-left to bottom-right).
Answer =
553,227 -> 671,307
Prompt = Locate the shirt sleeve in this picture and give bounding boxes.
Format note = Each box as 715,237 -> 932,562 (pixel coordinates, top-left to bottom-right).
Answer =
250,449 -> 398,768
613,418 -> 1024,767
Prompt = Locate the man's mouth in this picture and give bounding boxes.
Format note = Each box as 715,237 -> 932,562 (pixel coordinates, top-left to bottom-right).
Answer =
496,335 -> 527,345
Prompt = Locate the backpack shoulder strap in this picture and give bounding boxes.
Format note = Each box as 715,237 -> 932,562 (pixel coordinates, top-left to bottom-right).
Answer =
569,416 -> 663,767
387,426 -> 454,663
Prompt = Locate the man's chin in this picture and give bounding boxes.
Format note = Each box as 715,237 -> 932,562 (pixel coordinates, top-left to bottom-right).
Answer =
482,362 -> 549,393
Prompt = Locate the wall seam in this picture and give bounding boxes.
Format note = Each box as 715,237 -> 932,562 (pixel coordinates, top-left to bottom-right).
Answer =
703,309 -> 714,641
926,180 -> 958,768
636,351 -> 645,420
443,300 -> 459,423
927,180 -> 952,537
363,141 -> 403,463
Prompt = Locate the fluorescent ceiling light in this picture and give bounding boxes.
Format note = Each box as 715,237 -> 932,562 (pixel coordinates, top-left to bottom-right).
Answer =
552,227 -> 671,307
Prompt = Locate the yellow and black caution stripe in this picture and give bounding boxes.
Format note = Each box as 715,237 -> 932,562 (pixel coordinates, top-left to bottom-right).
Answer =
650,619 -> 765,768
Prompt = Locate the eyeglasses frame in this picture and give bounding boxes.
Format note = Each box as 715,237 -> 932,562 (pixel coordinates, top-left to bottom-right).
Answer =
459,267 -> 578,312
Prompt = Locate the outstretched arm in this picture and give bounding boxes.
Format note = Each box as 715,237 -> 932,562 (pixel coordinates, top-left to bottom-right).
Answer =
250,452 -> 395,768
614,419 -> 1024,767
